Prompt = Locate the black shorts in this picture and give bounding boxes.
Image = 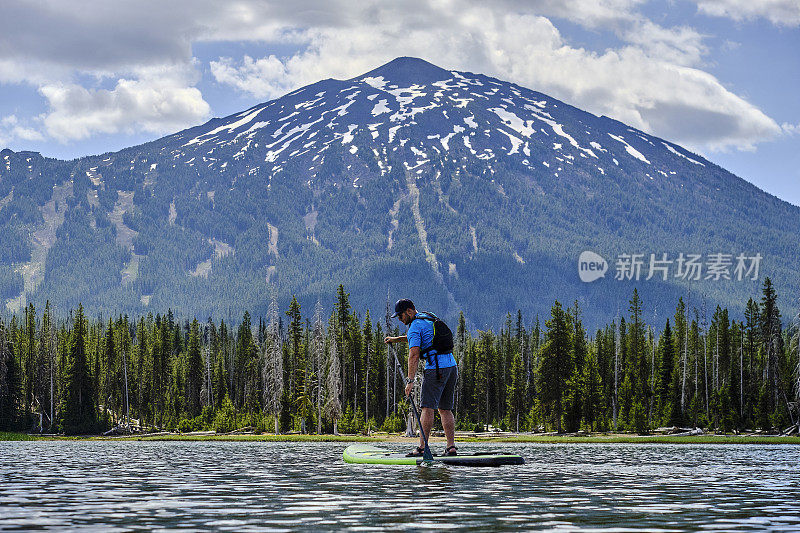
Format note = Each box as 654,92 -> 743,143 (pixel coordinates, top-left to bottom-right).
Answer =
421,366 -> 458,410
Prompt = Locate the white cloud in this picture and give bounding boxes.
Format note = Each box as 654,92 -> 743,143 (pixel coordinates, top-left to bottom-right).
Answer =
472,0 -> 645,30
695,0 -> 800,26
620,21 -> 708,66
39,70 -> 210,142
208,7 -> 779,151
210,55 -> 291,100
0,115 -> 45,147
0,0 -> 788,151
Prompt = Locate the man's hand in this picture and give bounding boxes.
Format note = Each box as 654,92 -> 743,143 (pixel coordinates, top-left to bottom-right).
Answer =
384,335 -> 407,344
404,381 -> 414,398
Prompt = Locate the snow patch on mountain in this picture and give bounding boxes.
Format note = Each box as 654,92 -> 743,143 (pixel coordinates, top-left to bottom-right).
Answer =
489,108 -> 537,137
371,99 -> 391,116
184,106 -> 266,147
608,134 -> 650,164
662,142 -> 705,166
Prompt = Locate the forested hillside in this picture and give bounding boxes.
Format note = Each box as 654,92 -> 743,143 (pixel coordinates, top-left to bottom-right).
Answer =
1,57 -> 799,331
1,281 -> 797,436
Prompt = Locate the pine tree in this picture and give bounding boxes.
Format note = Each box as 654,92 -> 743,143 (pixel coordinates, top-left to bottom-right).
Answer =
22,303 -> 36,426
362,311 -> 374,430
59,304 -> 97,435
689,312 -> 702,427
311,301 -> 326,434
582,347 -> 603,431
759,277 -> 783,429
334,284 -> 351,412
723,320 -> 742,431
564,301 -> 586,432
658,319 -> 675,425
539,301 -> 571,433
40,301 -> 57,430
596,325 -> 613,430
101,318 -> 117,421
0,318 -> 21,430
617,316 -> 629,429
211,318 -> 228,410
531,315 -> 541,400
506,337 -> 525,432
237,311 -> 259,411
135,317 -> 153,426
791,310 -> 800,433
185,319 -> 202,417
384,294 -> 393,421
628,289 -> 649,433
475,330 -> 495,429
118,315 -> 132,427
743,298 -> 759,427
286,296 -> 307,430
88,321 -> 101,429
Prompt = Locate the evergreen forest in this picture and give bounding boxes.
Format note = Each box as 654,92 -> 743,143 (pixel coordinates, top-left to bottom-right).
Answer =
0,280 -> 797,436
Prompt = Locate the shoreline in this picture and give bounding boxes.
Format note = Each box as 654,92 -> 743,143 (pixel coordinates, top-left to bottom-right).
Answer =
4,431 -> 800,444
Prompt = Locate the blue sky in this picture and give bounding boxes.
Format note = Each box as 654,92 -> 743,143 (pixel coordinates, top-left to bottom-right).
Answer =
1,0 -> 798,205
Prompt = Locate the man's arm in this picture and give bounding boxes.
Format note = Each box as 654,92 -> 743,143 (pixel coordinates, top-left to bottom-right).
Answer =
383,335 -> 407,344
405,346 -> 420,397
407,346 -> 420,381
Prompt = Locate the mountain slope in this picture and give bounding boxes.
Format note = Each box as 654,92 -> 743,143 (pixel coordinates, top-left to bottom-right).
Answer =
1,57 -> 797,328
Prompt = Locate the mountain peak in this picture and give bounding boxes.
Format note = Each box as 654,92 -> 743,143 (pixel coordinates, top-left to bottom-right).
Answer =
356,56 -> 452,85
4,57 -> 797,331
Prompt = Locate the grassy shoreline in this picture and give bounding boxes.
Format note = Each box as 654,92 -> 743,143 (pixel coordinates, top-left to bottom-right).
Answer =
3,431 -> 800,444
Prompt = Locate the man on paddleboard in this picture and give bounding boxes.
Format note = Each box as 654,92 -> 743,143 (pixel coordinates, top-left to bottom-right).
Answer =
384,299 -> 458,457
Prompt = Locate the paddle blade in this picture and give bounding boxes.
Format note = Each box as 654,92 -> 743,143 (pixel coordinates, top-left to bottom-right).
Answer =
422,446 -> 434,463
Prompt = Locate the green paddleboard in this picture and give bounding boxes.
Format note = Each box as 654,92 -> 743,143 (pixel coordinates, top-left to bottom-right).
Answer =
343,443 -> 524,467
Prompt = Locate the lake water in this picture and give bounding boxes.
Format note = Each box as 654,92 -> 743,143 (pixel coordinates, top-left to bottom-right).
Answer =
1,441 -> 799,531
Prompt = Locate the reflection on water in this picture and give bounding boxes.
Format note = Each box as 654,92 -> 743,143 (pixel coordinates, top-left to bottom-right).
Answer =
1,441 -> 799,531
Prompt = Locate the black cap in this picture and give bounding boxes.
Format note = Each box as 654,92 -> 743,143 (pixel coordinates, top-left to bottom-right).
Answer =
391,298 -> 415,318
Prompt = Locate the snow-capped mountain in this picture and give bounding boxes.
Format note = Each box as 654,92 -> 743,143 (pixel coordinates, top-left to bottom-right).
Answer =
1,57 -> 797,328
165,57 -> 709,193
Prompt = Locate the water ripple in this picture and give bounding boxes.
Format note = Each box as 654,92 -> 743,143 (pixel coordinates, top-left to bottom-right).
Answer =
1,442 -> 799,531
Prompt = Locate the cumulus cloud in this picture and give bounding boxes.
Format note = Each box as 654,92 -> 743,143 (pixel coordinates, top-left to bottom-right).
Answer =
0,115 -> 45,147
0,0 -> 788,151
210,55 -> 291,99
464,0 -> 645,31
694,0 -> 800,26
39,69 -> 210,142
620,21 -> 708,66
0,0 -> 195,78
207,6 -> 779,151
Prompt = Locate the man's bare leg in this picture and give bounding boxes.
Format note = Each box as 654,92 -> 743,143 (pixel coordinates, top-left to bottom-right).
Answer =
419,407 -> 434,449
439,409 -> 455,448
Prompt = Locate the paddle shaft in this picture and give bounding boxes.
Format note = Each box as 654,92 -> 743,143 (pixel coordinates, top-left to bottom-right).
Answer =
390,343 -> 434,462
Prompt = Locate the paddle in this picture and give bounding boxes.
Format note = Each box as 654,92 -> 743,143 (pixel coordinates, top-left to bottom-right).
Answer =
389,343 -> 434,463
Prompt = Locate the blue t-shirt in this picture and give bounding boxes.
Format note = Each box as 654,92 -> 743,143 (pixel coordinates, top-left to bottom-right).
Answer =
406,312 -> 457,370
